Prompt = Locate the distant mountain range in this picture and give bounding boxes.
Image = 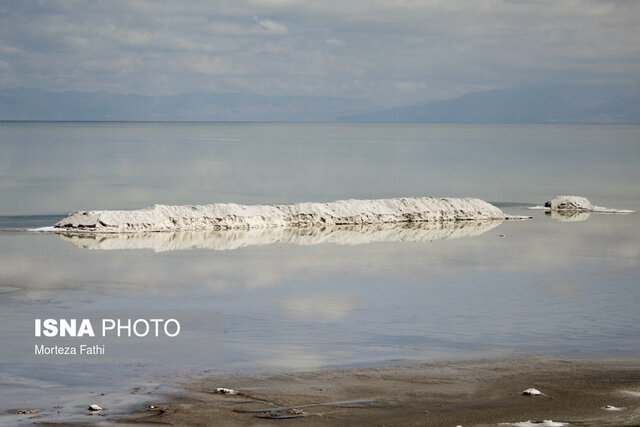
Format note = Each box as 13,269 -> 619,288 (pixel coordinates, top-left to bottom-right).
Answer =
1,85 -> 638,123
345,85 -> 640,124
0,88 -> 373,122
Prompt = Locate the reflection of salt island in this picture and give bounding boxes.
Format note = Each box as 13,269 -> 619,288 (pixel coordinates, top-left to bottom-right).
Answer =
57,221 -> 504,252
545,210 -> 591,222
51,197 -> 526,233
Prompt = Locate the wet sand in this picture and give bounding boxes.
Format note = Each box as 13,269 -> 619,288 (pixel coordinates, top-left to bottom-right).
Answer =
119,357 -> 640,426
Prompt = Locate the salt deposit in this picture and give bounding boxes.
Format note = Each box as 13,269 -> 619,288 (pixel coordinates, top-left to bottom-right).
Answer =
602,405 -> 624,411
545,195 -> 594,211
52,197 -> 521,233
503,421 -> 567,427
213,388 -> 237,395
57,220 -> 503,252
521,388 -> 542,396
534,195 -> 634,214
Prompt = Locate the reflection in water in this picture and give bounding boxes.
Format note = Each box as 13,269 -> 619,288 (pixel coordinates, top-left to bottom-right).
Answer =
0,211 -> 639,392
281,293 -> 358,321
546,210 -> 591,222
56,220 -> 503,252
2,123 -> 640,423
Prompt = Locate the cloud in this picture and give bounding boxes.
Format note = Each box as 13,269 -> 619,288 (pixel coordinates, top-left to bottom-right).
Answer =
0,0 -> 638,105
253,17 -> 289,35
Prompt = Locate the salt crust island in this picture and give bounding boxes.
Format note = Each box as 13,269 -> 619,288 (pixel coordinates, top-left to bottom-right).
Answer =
545,195 -> 595,211
531,195 -> 634,222
542,195 -> 633,213
51,197 -> 526,233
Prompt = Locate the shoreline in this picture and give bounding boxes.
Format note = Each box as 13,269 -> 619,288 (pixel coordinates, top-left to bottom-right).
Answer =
116,357 -> 640,426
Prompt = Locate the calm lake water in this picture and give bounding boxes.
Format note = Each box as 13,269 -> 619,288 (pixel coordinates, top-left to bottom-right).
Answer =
0,122 -> 639,423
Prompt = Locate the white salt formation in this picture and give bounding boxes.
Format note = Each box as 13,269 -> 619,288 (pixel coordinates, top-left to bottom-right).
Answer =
545,195 -> 593,211
542,195 -> 633,214
213,388 -> 237,395
57,221 -> 503,252
505,421 -> 567,427
53,197 -> 518,233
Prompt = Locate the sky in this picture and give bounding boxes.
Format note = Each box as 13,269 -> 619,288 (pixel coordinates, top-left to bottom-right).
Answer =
1,0 -> 639,107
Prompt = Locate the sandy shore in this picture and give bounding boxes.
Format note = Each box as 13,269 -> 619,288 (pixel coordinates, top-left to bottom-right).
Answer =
117,357 -> 640,426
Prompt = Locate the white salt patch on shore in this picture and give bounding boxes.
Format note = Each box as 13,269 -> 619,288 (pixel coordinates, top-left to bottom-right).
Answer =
51,197 -> 522,233
503,421 -> 567,427
213,388 -> 237,395
521,388 -> 542,396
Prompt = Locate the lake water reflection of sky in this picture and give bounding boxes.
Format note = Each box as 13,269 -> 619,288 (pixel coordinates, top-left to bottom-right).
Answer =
0,123 -> 639,423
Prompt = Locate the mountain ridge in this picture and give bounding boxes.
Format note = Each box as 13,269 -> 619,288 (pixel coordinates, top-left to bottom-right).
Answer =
344,85 -> 640,124
0,88 -> 373,122
1,85 -> 639,123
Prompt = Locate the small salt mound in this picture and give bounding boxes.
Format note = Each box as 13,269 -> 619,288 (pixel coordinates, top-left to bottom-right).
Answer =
542,195 -> 633,214
52,197 -> 520,233
544,195 -> 593,211
213,387 -> 237,395
521,388 -> 542,396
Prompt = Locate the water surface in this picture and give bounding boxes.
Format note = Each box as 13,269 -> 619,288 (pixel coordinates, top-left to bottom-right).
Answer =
0,122 -> 639,424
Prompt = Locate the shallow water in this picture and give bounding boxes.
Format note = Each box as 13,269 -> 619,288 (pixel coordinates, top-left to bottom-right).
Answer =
0,122 -> 639,423
2,122 -> 639,215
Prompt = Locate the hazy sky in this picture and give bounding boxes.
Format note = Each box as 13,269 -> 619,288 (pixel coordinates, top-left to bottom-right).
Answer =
1,0 -> 639,106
